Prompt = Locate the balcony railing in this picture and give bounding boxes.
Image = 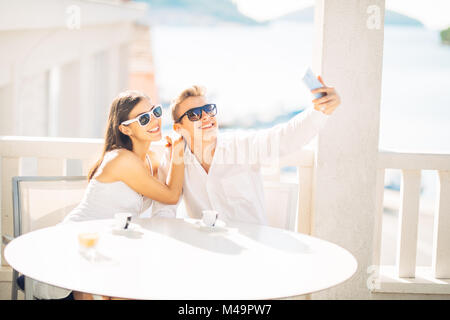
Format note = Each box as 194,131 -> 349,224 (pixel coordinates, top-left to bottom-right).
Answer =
372,151 -> 450,294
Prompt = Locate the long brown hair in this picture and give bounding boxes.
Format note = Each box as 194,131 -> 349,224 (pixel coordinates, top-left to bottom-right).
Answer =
88,90 -> 150,181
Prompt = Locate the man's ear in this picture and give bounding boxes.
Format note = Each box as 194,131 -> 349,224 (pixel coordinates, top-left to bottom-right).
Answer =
173,122 -> 180,133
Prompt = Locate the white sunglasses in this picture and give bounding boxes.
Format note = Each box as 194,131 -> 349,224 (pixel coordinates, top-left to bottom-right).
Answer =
121,105 -> 162,127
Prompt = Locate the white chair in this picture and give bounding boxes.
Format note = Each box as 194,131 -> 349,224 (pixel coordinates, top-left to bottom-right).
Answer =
4,176 -> 87,300
263,181 -> 298,231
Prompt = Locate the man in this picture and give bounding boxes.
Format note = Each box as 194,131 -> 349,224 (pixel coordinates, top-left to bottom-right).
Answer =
152,77 -> 340,224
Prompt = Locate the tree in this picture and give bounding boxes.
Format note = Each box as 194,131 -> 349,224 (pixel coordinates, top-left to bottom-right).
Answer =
441,27 -> 450,45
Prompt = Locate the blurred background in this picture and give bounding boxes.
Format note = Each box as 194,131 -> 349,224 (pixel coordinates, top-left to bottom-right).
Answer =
1,0 -> 449,267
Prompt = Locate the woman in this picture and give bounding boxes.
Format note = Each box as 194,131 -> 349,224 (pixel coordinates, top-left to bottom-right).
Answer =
64,90 -> 185,223
31,90 -> 185,300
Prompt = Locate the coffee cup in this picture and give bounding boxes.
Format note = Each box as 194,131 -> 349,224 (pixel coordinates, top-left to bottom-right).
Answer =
78,232 -> 99,261
78,232 -> 99,249
114,212 -> 132,229
202,210 -> 219,227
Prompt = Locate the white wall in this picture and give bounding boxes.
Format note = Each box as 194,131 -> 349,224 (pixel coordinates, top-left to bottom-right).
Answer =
0,23 -> 137,138
0,0 -> 148,298
0,0 -> 147,139
0,0 -> 146,31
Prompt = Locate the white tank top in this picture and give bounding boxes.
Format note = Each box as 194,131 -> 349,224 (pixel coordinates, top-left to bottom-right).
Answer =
64,149 -> 153,223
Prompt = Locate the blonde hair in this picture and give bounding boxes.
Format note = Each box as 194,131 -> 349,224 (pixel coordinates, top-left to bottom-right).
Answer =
170,85 -> 206,122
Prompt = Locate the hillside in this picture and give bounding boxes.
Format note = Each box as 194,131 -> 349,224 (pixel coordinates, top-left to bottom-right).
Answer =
441,27 -> 450,45
135,1 -> 425,27
136,0 -> 261,25
274,6 -> 424,27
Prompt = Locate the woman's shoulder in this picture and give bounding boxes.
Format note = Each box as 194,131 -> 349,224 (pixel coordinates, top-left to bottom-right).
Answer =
100,149 -> 141,176
112,148 -> 135,158
96,148 -> 145,183
106,148 -> 141,167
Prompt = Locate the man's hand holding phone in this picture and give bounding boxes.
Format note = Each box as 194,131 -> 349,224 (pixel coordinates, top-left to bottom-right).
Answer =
302,67 -> 341,115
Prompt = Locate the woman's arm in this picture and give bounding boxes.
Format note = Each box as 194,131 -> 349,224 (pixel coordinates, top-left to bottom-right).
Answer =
101,139 -> 185,205
150,148 -> 181,218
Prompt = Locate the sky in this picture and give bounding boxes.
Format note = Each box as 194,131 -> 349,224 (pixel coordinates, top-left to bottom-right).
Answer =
233,0 -> 450,30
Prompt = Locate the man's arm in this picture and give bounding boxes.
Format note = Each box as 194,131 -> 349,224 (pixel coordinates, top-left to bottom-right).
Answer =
228,77 -> 340,167
150,148 -> 181,218
226,106 -> 329,167
267,106 -> 329,159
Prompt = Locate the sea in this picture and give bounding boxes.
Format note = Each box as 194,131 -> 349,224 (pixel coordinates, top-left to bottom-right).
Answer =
151,22 -> 450,199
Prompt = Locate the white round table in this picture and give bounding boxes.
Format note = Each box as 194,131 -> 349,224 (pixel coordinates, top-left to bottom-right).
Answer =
5,217 -> 357,300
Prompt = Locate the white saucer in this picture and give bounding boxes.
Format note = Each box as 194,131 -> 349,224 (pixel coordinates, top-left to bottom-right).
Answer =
195,219 -> 229,233
111,222 -> 140,233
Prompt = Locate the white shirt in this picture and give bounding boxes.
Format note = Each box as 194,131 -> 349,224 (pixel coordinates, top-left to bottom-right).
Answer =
64,150 -> 153,223
151,107 -> 329,225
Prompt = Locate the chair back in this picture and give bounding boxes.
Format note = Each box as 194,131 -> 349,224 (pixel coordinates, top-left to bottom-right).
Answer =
12,176 -> 87,236
263,181 -> 298,231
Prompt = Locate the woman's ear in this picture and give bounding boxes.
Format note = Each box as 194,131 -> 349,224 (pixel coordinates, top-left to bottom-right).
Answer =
119,124 -> 132,137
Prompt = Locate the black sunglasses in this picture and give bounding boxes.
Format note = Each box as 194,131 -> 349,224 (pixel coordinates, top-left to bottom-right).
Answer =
176,104 -> 217,123
121,105 -> 163,127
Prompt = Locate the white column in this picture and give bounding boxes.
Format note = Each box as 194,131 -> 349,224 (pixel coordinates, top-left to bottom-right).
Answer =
107,45 -> 120,103
58,60 -> 81,137
48,67 -> 61,137
372,168 -> 386,268
92,51 -> 109,138
119,43 -> 130,91
396,170 -> 421,277
79,55 -> 94,138
10,65 -> 21,135
18,71 -> 49,136
432,171 -> 450,278
0,82 -> 15,136
311,0 -> 385,299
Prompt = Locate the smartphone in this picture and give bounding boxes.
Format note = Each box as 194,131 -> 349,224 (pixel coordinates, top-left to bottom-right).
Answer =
302,67 -> 326,99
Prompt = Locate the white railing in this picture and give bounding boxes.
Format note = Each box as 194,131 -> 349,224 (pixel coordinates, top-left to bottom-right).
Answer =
0,136 -> 316,269
373,150 -> 450,294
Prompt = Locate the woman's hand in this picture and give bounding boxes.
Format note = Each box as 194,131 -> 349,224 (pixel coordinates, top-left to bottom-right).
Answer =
311,76 -> 341,115
165,134 -> 185,164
